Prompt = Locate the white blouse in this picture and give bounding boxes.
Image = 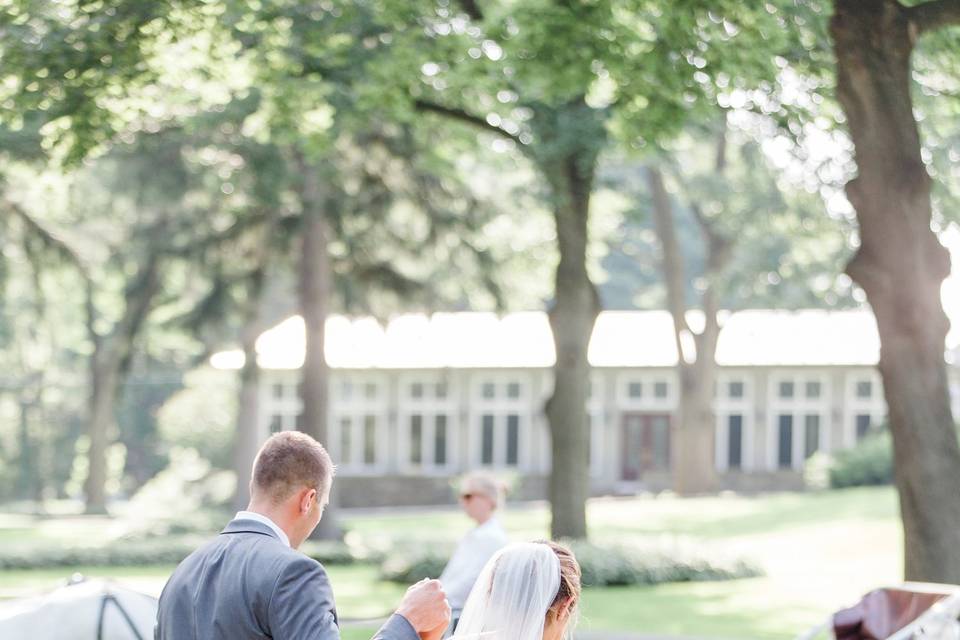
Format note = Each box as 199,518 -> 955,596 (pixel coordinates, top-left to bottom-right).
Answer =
438,517 -> 510,611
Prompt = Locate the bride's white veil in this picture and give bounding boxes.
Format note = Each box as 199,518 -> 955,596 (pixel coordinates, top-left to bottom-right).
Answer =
452,542 -> 561,640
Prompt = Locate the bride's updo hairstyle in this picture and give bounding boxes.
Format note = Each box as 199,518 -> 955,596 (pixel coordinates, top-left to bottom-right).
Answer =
541,540 -> 581,615
453,540 -> 582,640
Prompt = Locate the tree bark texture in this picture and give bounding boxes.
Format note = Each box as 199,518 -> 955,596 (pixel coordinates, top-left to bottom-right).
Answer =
232,322 -> 263,511
84,253 -> 161,514
646,166 -> 726,495
538,101 -> 603,539
296,156 -> 342,540
832,0 -> 960,582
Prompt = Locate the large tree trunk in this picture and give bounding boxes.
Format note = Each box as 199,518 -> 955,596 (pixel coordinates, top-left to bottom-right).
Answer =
232,326 -> 262,511
16,398 -> 39,501
297,157 -> 342,540
832,0 -> 960,582
542,151 -> 601,540
646,166 -> 722,494
232,243 -> 271,510
83,254 -> 160,514
84,356 -> 121,514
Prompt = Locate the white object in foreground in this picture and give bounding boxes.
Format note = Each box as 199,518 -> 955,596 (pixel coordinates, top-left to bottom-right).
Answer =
0,578 -> 157,640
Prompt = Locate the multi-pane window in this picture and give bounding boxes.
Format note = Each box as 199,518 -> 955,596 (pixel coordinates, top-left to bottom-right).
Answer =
401,376 -> 456,472
727,414 -> 743,470
770,374 -> 828,470
475,378 -> 528,469
434,415 -> 449,465
407,413 -> 452,468
715,375 -> 751,473
620,375 -> 673,407
777,415 -> 793,469
846,373 -> 885,447
265,376 -> 303,438
481,414 -> 495,464
335,413 -> 381,469
653,381 -> 669,399
331,376 -> 384,472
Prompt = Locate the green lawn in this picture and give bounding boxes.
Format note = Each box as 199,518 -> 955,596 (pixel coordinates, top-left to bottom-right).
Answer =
0,487 -> 903,639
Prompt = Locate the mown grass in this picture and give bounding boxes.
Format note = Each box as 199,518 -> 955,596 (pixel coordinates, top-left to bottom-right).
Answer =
0,487 -> 902,639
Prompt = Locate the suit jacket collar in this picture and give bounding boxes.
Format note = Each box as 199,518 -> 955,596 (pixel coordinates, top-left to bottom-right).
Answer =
221,518 -> 284,541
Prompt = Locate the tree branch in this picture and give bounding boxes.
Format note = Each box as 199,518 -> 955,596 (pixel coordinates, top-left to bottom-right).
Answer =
908,0 -> 960,37
414,99 -> 525,146
7,200 -> 101,344
646,166 -> 694,366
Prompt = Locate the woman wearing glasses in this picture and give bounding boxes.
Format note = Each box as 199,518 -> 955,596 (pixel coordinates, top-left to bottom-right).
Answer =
438,473 -> 510,635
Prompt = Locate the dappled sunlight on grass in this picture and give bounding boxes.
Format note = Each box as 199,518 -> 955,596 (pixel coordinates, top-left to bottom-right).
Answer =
0,487 -> 904,638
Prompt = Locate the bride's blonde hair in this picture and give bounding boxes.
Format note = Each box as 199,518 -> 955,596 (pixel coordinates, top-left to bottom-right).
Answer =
537,541 -> 581,616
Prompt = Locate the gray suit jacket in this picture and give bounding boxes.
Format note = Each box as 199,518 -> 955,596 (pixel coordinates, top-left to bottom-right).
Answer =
155,518 -> 417,640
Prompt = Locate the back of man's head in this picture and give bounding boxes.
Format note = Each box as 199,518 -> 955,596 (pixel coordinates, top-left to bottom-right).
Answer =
251,431 -> 334,504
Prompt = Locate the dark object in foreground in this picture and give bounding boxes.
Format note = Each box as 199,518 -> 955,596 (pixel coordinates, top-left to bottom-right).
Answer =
800,582 -> 960,639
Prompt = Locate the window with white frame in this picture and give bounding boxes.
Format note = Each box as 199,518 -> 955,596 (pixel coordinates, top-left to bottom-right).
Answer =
617,373 -> 677,410
768,372 -> 830,471
399,375 -> 457,473
330,374 -> 386,473
264,376 -> 302,437
715,373 -> 754,472
845,371 -> 885,446
473,376 -> 530,469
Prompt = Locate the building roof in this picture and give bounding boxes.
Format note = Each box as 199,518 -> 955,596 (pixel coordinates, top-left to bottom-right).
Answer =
210,309 -> 887,371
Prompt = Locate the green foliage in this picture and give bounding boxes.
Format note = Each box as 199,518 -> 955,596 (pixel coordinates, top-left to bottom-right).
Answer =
0,536 -> 359,570
156,370 -> 237,469
602,131 -> 856,310
378,539 -> 761,587
827,431 -> 894,489
378,542 -> 453,583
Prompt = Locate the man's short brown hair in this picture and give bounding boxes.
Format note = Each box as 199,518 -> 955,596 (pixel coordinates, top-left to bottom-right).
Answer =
251,431 -> 334,503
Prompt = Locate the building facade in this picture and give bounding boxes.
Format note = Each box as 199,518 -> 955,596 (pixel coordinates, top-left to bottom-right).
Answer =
213,310 -> 952,507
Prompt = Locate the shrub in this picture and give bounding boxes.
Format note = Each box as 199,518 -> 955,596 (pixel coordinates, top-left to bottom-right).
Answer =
0,536 -> 360,570
379,542 -> 454,583
564,540 -> 761,587
828,430 -> 893,489
0,538 -> 205,570
378,539 -> 760,587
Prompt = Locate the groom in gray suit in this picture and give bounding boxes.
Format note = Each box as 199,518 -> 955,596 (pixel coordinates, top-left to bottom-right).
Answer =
155,431 -> 450,639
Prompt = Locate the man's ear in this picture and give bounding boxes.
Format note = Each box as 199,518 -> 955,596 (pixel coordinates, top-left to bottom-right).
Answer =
300,488 -> 317,514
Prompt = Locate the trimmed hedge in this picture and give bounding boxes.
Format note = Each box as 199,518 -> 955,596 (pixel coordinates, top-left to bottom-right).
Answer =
0,537 -> 359,570
566,540 -> 760,586
828,431 -> 893,489
379,539 -> 761,587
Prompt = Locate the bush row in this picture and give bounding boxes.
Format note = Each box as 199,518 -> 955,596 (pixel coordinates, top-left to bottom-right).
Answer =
0,537 -> 358,570
379,539 -> 761,587
826,431 -> 894,489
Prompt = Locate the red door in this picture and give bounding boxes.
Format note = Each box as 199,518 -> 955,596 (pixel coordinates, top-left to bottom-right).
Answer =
621,413 -> 671,481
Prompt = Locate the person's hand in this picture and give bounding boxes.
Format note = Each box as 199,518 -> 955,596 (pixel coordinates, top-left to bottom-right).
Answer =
395,579 -> 450,635
418,617 -> 448,640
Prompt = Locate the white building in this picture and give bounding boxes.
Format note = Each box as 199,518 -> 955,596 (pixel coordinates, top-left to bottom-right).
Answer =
213,309 -> 956,506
